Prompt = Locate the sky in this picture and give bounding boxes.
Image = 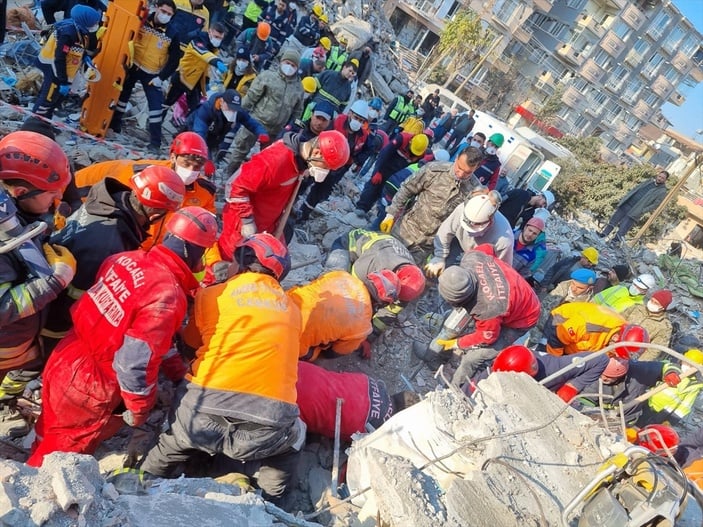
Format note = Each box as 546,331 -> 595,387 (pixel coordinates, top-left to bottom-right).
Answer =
661,0 -> 703,141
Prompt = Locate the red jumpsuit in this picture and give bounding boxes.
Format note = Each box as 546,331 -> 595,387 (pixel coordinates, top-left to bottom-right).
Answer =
27,245 -> 196,466
219,140 -> 301,260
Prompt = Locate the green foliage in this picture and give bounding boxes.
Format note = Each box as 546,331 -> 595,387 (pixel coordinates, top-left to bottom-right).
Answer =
534,85 -> 565,127
426,64 -> 448,85
437,9 -> 491,83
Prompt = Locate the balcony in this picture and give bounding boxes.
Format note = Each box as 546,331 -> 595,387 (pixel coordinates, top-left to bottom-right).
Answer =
580,58 -> 605,84
621,4 -> 645,30
562,86 -> 587,111
600,31 -> 626,58
532,0 -> 552,13
584,105 -> 603,119
604,77 -> 625,93
556,43 -> 584,67
631,100 -> 654,121
576,14 -> 605,38
624,49 -> 643,68
652,75 -> 674,98
493,56 -> 513,73
671,51 -> 691,73
513,25 -> 532,44
668,90 -> 686,106
610,0 -> 626,8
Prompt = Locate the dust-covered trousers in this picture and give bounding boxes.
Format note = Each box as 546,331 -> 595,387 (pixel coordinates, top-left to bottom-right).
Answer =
27,339 -> 125,467
140,382 -> 304,500
451,326 -> 530,386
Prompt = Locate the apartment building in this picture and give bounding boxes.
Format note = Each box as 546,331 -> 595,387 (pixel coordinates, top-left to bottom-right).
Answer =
383,0 -> 703,160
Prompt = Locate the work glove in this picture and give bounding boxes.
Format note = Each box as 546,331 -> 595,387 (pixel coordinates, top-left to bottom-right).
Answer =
58,84 -> 71,96
215,61 -> 228,74
43,243 -> 76,288
555,383 -> 579,403
257,133 -> 270,146
664,371 -> 681,387
370,171 -> 383,185
240,218 -> 257,238
379,214 -> 394,233
149,76 -> 164,89
122,410 -> 148,427
358,340 -> 372,360
436,338 -> 457,351
424,257 -> 445,278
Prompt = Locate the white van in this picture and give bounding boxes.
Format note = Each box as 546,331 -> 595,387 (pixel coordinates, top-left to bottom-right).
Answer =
417,84 -> 472,114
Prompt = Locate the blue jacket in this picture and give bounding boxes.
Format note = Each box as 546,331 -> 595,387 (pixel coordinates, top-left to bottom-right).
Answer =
512,229 -> 547,277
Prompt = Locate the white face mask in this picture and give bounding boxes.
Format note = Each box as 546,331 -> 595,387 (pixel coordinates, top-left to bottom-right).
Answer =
646,300 -> 664,313
629,284 -> 644,296
470,140 -> 482,148
210,36 -> 222,48
309,166 -> 329,182
368,109 -> 379,119
280,63 -> 297,77
485,146 -> 497,155
222,109 -> 237,122
87,24 -> 100,33
235,60 -> 249,74
348,118 -> 362,132
175,164 -> 200,185
289,2 -> 297,8
156,12 -> 172,24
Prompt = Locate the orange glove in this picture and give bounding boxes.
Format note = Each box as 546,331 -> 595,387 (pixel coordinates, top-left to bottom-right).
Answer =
358,340 -> 372,360
371,172 -> 383,185
556,383 -> 579,403
664,371 -> 681,387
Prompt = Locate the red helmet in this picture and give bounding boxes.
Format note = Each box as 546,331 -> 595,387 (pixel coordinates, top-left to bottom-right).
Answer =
492,345 -> 538,377
602,357 -> 629,378
235,233 -> 291,281
131,165 -> 185,211
170,132 -> 208,160
0,131 -> 70,191
366,269 -> 400,304
317,130 -> 350,170
636,424 -> 679,455
395,264 -> 425,302
613,324 -> 650,359
166,206 -> 218,248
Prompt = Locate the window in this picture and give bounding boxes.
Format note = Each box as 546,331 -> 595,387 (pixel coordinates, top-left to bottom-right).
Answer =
641,52 -> 663,78
624,114 -> 640,128
493,0 -> 520,24
623,79 -> 643,100
607,137 -> 622,151
531,14 -> 569,39
606,66 -> 629,90
663,68 -> 679,84
633,37 -> 650,57
644,92 -> 659,106
680,35 -> 698,56
592,49 -> 610,67
611,20 -> 631,42
649,11 -> 672,40
662,24 -> 685,55
565,0 -> 585,9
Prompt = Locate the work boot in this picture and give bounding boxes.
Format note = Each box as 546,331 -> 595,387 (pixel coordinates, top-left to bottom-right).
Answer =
0,404 -> 30,438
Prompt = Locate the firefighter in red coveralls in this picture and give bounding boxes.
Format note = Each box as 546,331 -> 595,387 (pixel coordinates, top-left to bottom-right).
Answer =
432,244 -> 541,385
27,207 -> 219,466
219,129 -> 350,260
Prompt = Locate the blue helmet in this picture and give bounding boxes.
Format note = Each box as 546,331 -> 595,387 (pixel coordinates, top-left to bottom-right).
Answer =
369,97 -> 383,110
570,268 -> 597,285
70,5 -> 101,33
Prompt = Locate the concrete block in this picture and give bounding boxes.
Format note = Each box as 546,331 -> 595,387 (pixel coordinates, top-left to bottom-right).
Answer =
29,500 -> 59,526
51,466 -> 96,514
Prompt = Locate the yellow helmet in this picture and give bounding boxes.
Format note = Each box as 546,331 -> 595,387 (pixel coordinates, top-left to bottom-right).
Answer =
409,133 -> 429,156
400,116 -> 424,136
319,36 -> 331,51
338,35 -> 348,46
319,13 -> 329,23
301,76 -> 318,94
685,349 -> 703,365
350,58 -> 359,68
581,246 -> 599,265
312,4 -> 323,17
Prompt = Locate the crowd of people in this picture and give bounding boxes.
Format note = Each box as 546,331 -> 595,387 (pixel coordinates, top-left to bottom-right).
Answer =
0,0 -> 701,509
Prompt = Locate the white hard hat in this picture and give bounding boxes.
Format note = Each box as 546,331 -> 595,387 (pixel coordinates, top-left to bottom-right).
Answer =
540,189 -> 554,208
461,194 -> 497,234
633,273 -> 657,291
433,149 -> 450,162
349,99 -> 369,120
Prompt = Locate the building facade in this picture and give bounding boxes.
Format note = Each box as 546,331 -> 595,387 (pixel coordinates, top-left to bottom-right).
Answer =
383,0 -> 703,160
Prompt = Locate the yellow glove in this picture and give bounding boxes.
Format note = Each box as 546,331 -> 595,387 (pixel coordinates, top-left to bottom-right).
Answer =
379,214 -> 394,233
96,26 -> 107,40
424,258 -> 445,278
43,243 -> 77,287
436,338 -> 457,351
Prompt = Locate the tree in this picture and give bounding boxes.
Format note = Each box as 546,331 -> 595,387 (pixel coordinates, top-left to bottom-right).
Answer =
531,85 -> 565,132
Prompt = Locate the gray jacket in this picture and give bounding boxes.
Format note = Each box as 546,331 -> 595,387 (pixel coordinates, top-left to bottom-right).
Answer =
618,179 -> 668,219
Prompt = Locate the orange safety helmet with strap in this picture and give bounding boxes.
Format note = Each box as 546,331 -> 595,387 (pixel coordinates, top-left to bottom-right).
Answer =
0,131 -> 71,191
316,130 -> 350,170
235,233 -> 291,281
130,165 -> 185,211
166,206 -> 219,248
366,269 -> 400,304
492,345 -> 539,377
170,131 -> 208,160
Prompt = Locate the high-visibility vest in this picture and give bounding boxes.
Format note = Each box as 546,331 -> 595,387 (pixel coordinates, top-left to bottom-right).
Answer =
648,377 -> 703,418
388,96 -> 411,122
325,46 -> 348,71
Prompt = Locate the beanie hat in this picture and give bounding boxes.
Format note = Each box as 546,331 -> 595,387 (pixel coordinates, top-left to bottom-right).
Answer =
438,266 -> 476,305
236,47 -> 249,60
525,216 -> 545,232
570,268 -> 597,285
651,289 -> 673,310
581,247 -> 599,265
612,264 -> 630,282
281,48 -> 301,67
603,357 -> 629,379
395,264 -> 426,302
70,5 -> 101,32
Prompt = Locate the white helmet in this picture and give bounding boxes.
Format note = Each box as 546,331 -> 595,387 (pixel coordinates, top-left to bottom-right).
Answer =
633,273 -> 657,291
461,194 -> 497,235
540,190 -> 555,208
533,207 -> 550,222
349,100 -> 369,120
433,149 -> 450,162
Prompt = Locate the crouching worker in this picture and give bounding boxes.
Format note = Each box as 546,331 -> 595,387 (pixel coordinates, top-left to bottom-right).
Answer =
297,361 -> 420,441
139,233 -> 306,505
28,207 -> 219,466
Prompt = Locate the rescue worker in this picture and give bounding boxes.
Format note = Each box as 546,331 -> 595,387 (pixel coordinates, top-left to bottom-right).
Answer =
140,233 -> 305,505
472,133 -> 503,189
592,273 -> 657,313
281,99 -> 333,142
622,289 -> 674,360
578,354 -> 682,425
511,216 -> 547,280
74,132 -> 215,249
499,188 -> 554,228
241,0 -> 268,30
260,0 -> 296,57
296,361 -> 419,441
644,349 -> 703,425
283,3 -> 322,54
109,0 -> 181,152
355,132 -> 429,218
33,5 -> 102,118
173,0 -> 210,40
324,228 -> 426,348
305,60 -> 357,117
383,89 -> 415,134
325,36 -> 348,71
227,48 -> 305,172
224,47 -> 257,97
235,21 -> 274,71
379,146 -> 484,264
219,129 -> 349,260
162,23 -> 228,122
296,99 -> 372,221
428,191 -> 514,274
593,264 -> 631,295
539,246 -> 599,292
431,244 -> 541,385
187,89 -> 269,162
542,301 -> 648,357
298,45 -> 327,78
44,166 -> 186,347
0,132 -> 74,438
27,207 -> 219,465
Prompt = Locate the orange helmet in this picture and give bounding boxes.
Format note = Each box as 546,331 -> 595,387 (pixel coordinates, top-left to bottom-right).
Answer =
257,21 -> 271,40
0,131 -> 70,191
131,165 -> 185,211
170,131 -> 208,160
166,206 -> 218,248
612,324 -> 650,359
317,130 -> 350,170
395,264 -> 425,302
235,233 -> 290,281
366,269 -> 400,304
